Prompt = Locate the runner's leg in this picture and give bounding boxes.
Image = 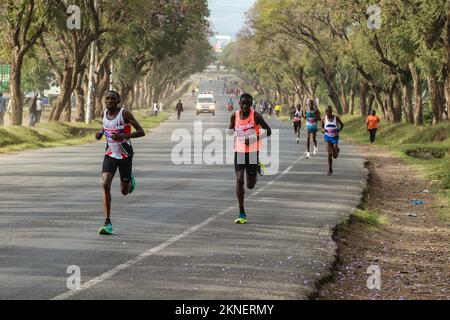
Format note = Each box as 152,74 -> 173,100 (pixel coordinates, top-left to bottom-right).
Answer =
236,169 -> 246,213
306,131 -> 311,152
102,172 -> 114,222
119,156 -> 133,195
332,142 -> 340,159
326,142 -> 333,173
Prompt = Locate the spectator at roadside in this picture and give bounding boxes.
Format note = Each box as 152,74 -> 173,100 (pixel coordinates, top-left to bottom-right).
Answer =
175,100 -> 183,120
366,110 -> 381,144
0,93 -> 6,126
29,94 -> 38,127
153,100 -> 159,118
36,97 -> 43,123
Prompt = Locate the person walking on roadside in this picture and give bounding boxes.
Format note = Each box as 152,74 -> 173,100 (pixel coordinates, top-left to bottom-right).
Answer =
366,110 -> 380,144
175,100 -> 184,120
29,94 -> 38,127
229,93 -> 272,224
153,100 -> 159,118
322,106 -> 344,175
0,93 -> 6,126
95,91 -> 146,235
36,97 -> 43,123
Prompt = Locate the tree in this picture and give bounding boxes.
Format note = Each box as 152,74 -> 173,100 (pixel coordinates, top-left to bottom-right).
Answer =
1,0 -> 50,126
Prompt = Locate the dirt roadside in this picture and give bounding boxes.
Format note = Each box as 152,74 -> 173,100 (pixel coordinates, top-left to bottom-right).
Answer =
318,145 -> 450,300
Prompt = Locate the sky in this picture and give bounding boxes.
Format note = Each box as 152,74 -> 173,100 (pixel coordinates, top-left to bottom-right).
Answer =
208,0 -> 256,38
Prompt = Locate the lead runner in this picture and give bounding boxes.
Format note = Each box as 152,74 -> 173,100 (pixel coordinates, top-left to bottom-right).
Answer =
95,90 -> 146,235
229,93 -> 272,224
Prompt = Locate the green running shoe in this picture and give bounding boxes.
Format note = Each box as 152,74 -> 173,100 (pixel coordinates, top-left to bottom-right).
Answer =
129,174 -> 136,194
234,212 -> 248,224
99,223 -> 114,235
258,161 -> 266,176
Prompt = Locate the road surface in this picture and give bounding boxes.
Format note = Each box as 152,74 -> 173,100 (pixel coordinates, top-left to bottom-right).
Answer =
0,78 -> 367,300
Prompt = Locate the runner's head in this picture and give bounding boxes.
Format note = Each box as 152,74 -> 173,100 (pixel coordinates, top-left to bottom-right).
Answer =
325,105 -> 333,116
105,90 -> 121,111
308,99 -> 315,110
371,110 -> 376,116
239,93 -> 253,115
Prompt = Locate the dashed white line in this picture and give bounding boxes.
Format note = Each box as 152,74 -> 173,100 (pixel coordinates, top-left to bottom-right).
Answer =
52,155 -> 304,300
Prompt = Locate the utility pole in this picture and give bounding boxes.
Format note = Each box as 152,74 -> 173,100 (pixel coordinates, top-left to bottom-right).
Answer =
85,0 -> 98,124
109,59 -> 114,91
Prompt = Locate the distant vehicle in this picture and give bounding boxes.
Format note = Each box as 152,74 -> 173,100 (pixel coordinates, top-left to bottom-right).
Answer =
196,93 -> 216,116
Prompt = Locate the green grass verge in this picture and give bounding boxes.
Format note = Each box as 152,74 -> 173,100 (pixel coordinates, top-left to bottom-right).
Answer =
340,115 -> 450,222
0,110 -> 169,154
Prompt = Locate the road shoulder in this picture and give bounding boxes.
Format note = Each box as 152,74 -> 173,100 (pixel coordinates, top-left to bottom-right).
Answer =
318,145 -> 450,299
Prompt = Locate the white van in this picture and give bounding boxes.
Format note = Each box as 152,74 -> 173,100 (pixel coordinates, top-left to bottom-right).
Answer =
196,93 -> 216,116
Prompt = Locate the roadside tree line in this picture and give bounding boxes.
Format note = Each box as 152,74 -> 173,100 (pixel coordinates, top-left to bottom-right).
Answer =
222,0 -> 449,125
0,0 -> 213,126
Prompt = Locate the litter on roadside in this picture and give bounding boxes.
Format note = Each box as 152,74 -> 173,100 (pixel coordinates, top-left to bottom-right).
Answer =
411,200 -> 425,206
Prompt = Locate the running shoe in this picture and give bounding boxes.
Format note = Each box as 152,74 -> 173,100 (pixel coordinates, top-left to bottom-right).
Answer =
327,170 -> 333,176
313,146 -> 318,155
305,152 -> 311,159
296,138 -> 299,144
99,223 -> 114,235
129,174 -> 136,194
258,161 -> 266,176
234,212 -> 247,224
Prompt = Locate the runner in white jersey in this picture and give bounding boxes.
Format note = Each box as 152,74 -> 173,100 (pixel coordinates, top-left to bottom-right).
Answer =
292,105 -> 302,143
95,91 -> 145,235
321,105 -> 344,175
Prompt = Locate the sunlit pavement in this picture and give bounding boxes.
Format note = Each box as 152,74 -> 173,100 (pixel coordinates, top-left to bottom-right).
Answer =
0,78 -> 367,299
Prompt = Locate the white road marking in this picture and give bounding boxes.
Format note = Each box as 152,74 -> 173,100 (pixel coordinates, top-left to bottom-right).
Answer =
52,150 -> 305,300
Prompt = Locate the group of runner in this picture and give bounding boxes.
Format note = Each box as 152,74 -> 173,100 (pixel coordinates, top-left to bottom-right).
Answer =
290,100 -> 344,175
95,90 -> 344,234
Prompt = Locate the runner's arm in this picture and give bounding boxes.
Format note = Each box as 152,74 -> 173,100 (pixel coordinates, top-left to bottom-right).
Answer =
337,116 -> 345,132
229,113 -> 235,130
122,110 -> 145,139
255,112 -> 272,140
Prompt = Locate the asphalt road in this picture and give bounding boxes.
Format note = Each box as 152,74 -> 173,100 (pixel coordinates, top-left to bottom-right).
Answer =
0,78 -> 367,300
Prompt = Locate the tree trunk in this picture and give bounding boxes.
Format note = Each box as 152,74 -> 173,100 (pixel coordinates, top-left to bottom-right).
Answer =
409,64 -> 423,126
321,69 -> 343,114
349,82 -> 356,115
339,78 -> 349,114
443,11 -> 450,120
400,78 -> 414,124
368,92 -> 375,114
360,81 -> 369,117
75,67 -> 86,122
75,85 -> 85,122
9,51 -> 24,126
387,77 -> 400,122
51,68 -> 73,122
427,74 -> 443,124
394,85 -> 403,122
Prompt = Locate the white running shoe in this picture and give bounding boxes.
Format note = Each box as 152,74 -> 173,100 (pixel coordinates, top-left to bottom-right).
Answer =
296,138 -> 299,144
313,146 -> 318,155
305,152 -> 310,159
